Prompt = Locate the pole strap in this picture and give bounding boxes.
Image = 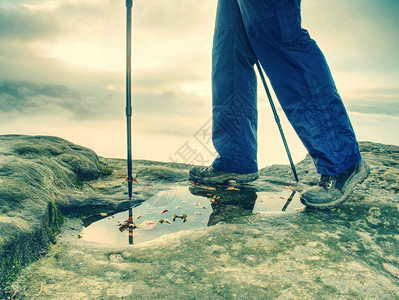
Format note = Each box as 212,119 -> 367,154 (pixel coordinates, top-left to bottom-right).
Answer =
118,174 -> 138,182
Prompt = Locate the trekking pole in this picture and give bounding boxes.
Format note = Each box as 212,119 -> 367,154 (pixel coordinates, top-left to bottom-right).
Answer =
125,0 -> 133,199
255,61 -> 299,182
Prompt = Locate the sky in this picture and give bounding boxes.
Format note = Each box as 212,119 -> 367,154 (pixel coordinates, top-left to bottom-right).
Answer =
0,0 -> 398,169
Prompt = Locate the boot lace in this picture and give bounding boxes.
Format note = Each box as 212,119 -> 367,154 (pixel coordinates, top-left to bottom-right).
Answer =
319,175 -> 333,189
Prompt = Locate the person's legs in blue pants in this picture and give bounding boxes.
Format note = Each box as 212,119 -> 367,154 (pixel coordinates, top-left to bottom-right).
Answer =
190,0 -> 369,208
189,0 -> 260,184
211,0 -> 259,175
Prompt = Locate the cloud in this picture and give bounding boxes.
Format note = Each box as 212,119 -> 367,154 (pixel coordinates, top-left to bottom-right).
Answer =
347,103 -> 399,117
349,87 -> 399,101
0,8 -> 59,40
134,0 -> 216,33
344,87 -> 399,116
0,0 -> 214,90
302,0 -> 399,73
0,81 -> 118,120
133,91 -> 208,116
0,80 -> 210,127
0,81 -> 80,114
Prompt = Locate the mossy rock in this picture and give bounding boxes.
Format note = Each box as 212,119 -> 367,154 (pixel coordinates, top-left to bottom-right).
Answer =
0,135 -> 99,291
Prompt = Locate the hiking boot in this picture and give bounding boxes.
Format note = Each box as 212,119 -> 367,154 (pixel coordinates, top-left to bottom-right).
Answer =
189,166 -> 259,185
300,159 -> 370,209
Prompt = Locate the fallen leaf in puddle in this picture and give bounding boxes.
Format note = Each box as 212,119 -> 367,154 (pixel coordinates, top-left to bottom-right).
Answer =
172,214 -> 187,222
139,220 -> 157,230
210,199 -> 218,204
195,212 -> 202,215
137,215 -> 142,219
118,224 -> 126,232
159,219 -> 172,224
78,233 -> 84,238
194,202 -> 201,207
175,206 -> 181,209
119,223 -> 138,232
99,213 -> 107,217
161,210 -> 169,214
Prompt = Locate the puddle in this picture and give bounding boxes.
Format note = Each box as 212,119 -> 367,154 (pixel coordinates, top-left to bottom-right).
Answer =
80,184 -> 304,246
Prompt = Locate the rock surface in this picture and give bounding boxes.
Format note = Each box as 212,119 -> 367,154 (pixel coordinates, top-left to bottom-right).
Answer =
0,135 -> 100,290
0,135 -> 190,294
1,135 -> 398,299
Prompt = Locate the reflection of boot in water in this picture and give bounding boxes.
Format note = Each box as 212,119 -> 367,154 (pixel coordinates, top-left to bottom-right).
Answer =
188,185 -> 257,227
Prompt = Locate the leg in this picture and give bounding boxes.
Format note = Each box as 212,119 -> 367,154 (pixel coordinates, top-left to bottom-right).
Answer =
211,0 -> 259,174
237,0 -> 361,176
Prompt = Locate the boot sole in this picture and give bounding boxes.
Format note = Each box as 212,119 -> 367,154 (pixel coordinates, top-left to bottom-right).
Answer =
189,171 -> 259,185
300,159 -> 370,209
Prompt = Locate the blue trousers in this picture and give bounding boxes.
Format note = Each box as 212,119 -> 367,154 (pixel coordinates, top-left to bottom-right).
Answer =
211,0 -> 361,176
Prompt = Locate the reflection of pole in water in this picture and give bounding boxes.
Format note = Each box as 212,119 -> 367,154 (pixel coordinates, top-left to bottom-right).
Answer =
128,207 -> 134,245
282,191 -> 296,211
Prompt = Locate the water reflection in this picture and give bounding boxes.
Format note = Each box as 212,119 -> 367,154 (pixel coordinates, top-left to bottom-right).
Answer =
81,184 -> 303,246
189,185 -> 257,227
128,208 -> 133,244
282,191 -> 297,211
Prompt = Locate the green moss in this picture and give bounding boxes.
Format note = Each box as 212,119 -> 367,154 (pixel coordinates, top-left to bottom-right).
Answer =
100,166 -> 113,176
97,160 -> 113,177
1,244 -> 29,292
49,196 -> 64,234
75,178 -> 84,190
